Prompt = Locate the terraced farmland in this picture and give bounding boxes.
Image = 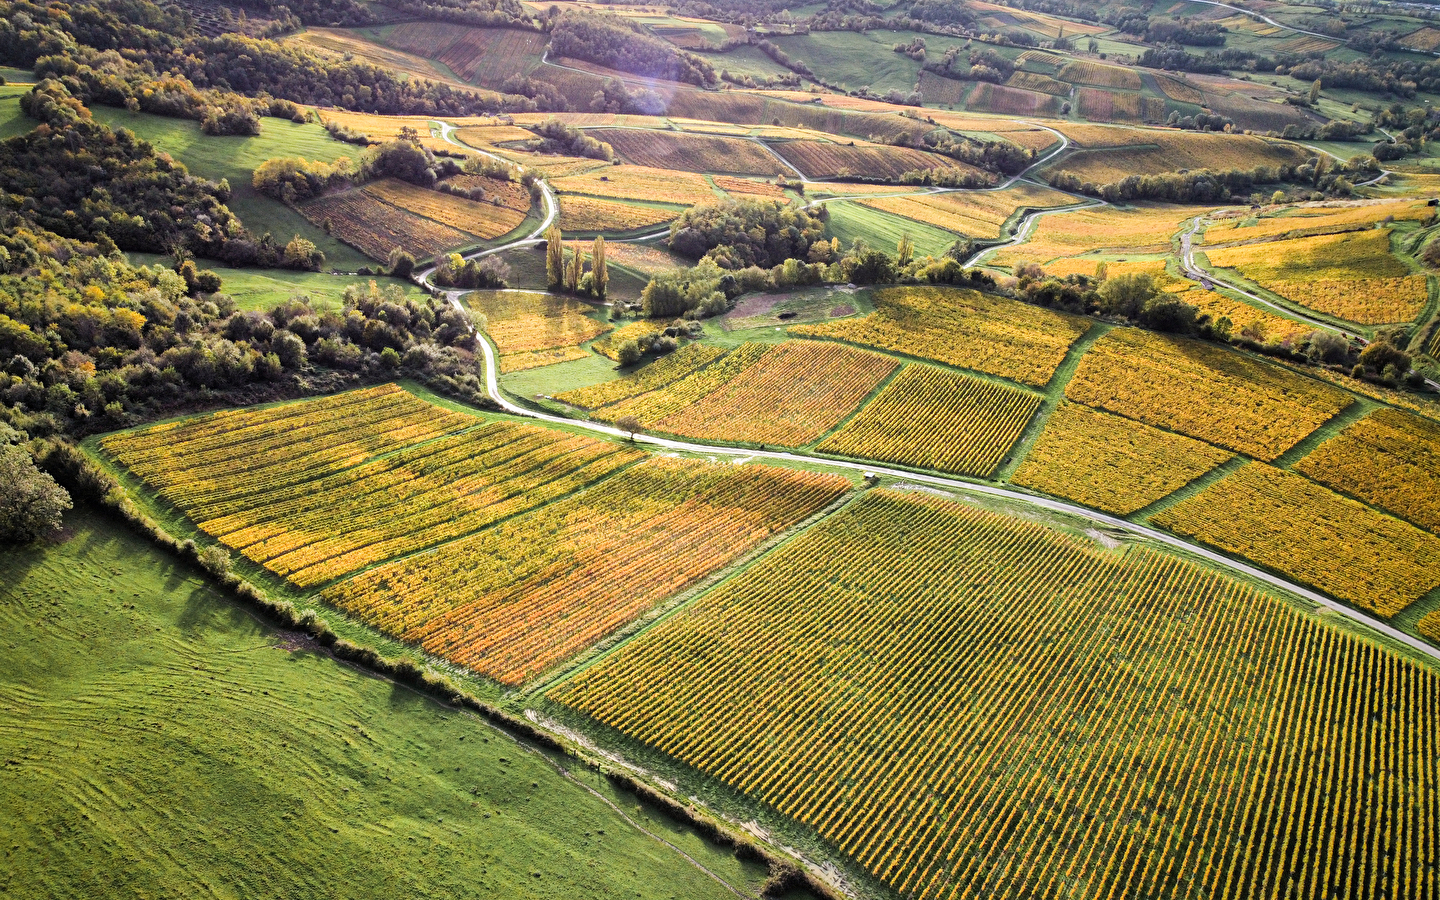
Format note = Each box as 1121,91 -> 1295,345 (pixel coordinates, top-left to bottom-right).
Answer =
794,286 -> 1089,387
554,488 -> 1440,900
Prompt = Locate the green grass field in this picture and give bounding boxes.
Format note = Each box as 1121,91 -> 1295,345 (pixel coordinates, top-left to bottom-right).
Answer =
823,200 -> 961,259
87,107 -> 371,271
0,89 -> 32,140
0,506 -> 760,900
126,253 -> 430,312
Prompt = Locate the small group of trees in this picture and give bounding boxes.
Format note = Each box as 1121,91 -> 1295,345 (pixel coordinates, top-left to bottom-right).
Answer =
545,226 -> 609,300
530,119 -> 614,161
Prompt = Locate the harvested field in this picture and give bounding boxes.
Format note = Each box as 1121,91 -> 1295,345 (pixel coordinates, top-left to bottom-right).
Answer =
557,195 -> 680,232
300,189 -> 475,261
1012,402 -> 1232,514
1153,463 -> 1440,616
794,286 -> 1089,387
597,129 -> 782,175
769,139 -> 974,181
816,364 -> 1041,476
364,178 -> 526,239
1067,328 -> 1351,460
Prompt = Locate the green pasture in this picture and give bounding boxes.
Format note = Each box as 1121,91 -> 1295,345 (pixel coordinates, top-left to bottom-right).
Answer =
823,200 -> 962,260
0,507 -> 757,900
88,107 -> 371,271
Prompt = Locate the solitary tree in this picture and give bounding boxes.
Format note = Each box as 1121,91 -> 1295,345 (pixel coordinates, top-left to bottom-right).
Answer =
0,444 -> 71,543
388,246 -> 416,279
616,415 -> 643,441
545,224 -> 564,289
1308,78 -> 1322,105
592,235 -> 608,300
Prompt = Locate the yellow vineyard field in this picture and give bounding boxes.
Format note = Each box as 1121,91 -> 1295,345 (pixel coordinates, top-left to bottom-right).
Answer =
1012,402 -> 1232,514
557,343 -> 727,409
1059,60 -> 1143,90
1187,289 -> 1311,344
322,457 -> 849,684
858,182 -> 1077,239
1067,328 -> 1351,460
1046,130 -> 1310,183
770,140 -> 973,181
557,195 -> 680,232
989,204 -> 1194,268
555,488 -> 1440,900
597,128 -> 781,176
1154,73 -> 1205,104
713,175 -> 786,199
1203,200 -> 1432,244
1206,229 -> 1427,324
441,173 -> 532,211
610,341 -> 897,448
794,286 -> 1089,387
550,165 -> 718,206
1153,463 -> 1440,616
590,319 -> 667,361
300,190 -> 474,261
466,290 -> 611,372
816,365 -> 1041,476
1296,406 -> 1440,533
1005,71 -> 1070,96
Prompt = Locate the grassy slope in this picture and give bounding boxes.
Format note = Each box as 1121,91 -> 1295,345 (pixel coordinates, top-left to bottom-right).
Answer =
824,200 -> 960,259
0,88 -> 33,139
87,107 -> 371,271
127,252 -> 429,313
0,507 -> 751,900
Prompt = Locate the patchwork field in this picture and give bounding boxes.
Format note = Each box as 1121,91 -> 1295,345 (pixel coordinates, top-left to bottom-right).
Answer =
1012,402 -> 1233,514
467,290 -> 612,372
1153,463 -> 1440,616
963,81 -> 1065,117
815,365 -> 1042,476
1058,60 -> 1142,90
598,129 -> 782,176
322,457 -> 848,683
794,287 -> 1089,387
1295,407 -> 1440,534
1067,329 -> 1352,460
554,488 -> 1440,900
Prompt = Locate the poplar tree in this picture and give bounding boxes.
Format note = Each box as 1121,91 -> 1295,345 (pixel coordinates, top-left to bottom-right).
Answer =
545,223 -> 563,289
592,235 -> 608,300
